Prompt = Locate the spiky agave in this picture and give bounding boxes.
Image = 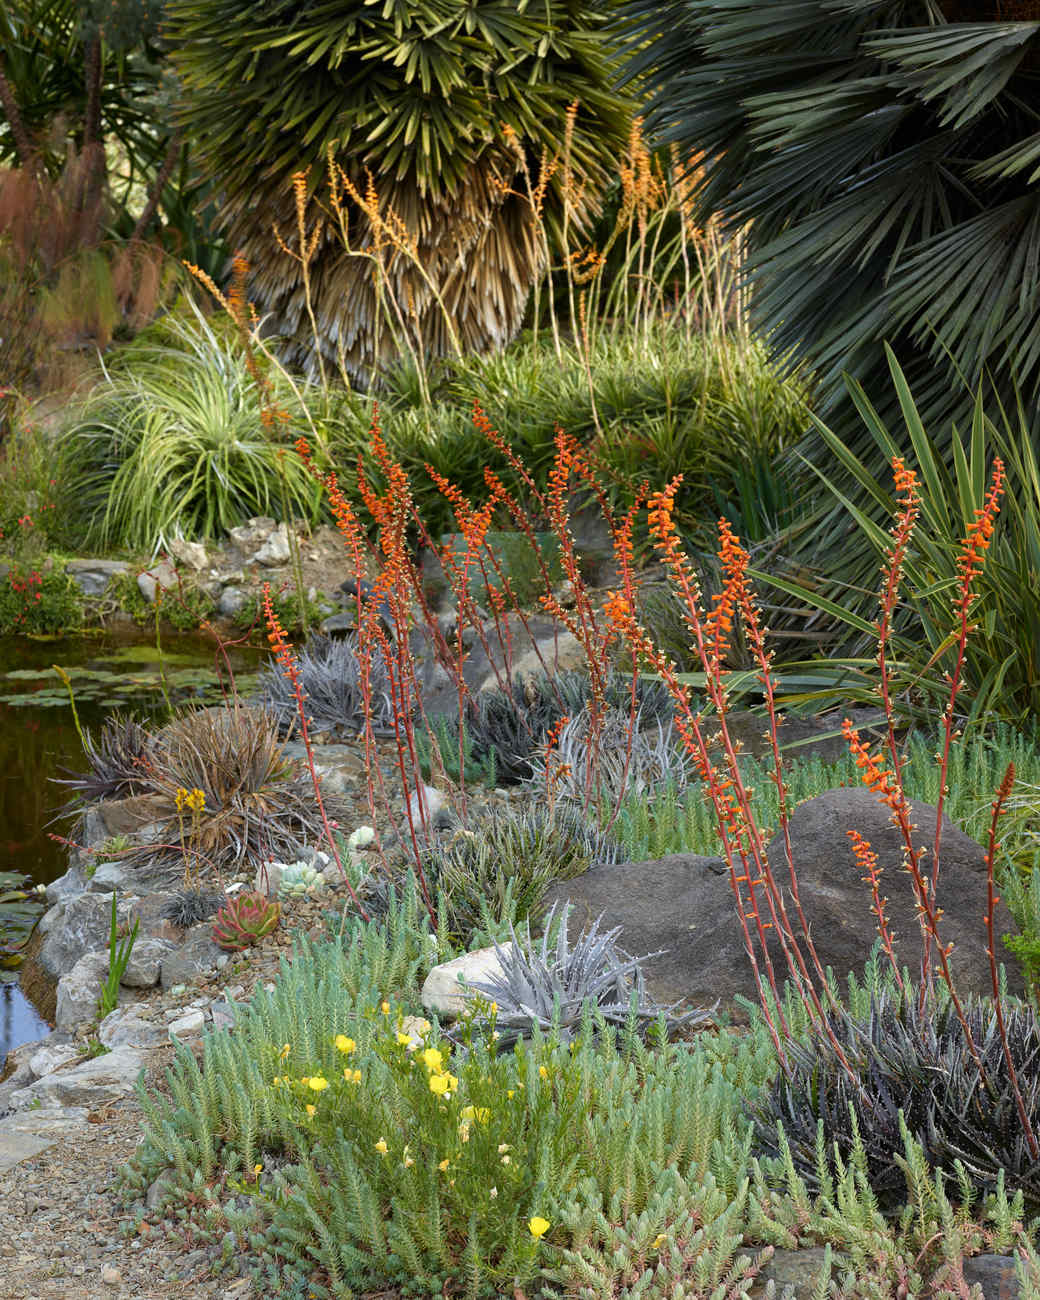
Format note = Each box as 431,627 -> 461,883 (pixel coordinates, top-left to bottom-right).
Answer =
466,903 -> 713,1047
750,984 -> 1040,1209
255,633 -> 394,738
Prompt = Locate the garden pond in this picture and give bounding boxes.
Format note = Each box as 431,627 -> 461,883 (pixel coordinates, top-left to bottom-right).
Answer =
0,631 -> 265,1058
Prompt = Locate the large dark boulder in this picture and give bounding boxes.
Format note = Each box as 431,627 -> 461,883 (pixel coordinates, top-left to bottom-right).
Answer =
543,787 -> 1021,1012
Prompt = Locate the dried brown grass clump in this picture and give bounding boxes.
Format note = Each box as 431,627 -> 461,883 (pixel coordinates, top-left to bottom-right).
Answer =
107,706 -> 352,884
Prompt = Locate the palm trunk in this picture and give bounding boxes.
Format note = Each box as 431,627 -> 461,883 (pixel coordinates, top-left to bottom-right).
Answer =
130,131 -> 182,243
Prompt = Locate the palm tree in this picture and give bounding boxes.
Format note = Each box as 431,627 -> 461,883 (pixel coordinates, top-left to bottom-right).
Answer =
166,0 -> 632,381
621,0 -> 1040,606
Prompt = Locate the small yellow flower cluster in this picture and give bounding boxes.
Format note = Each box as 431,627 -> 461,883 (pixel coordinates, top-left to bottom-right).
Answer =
174,786 -> 206,814
419,1043 -> 458,1098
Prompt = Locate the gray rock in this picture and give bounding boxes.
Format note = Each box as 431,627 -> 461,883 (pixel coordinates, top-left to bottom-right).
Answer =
28,1043 -> 80,1079
45,865 -> 87,906
86,861 -> 128,892
145,1169 -> 180,1211
543,787 -> 1022,1011
0,1107 -> 89,1172
137,560 -> 178,603
319,611 -> 354,636
160,923 -> 225,989
749,1248 -> 837,1298
55,950 -> 110,1032
209,1001 -> 238,1033
8,1046 -> 146,1110
76,806 -> 108,853
120,937 -> 174,988
98,1008 -> 169,1050
39,891 -> 128,980
168,538 -> 208,571
38,902 -> 63,936
168,1008 -> 206,1041
252,522 -> 290,566
253,860 -> 286,898
217,586 -> 248,618
65,558 -> 129,596
485,631 -> 587,691
421,946 -> 507,1017
228,516 -> 276,553
963,1254 -> 1021,1300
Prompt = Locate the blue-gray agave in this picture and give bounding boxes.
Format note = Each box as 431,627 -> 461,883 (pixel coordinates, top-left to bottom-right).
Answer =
466,903 -> 714,1046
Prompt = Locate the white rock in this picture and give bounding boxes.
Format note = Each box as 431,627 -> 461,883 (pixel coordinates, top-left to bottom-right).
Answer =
8,1046 -> 147,1110
168,538 -> 208,571
168,1009 -> 206,1041
86,861 -> 128,892
54,951 -> 110,1032
254,861 -> 286,897
98,1009 -> 169,1050
120,937 -> 174,988
252,523 -> 290,566
420,946 -> 507,1017
407,784 -> 450,829
398,1015 -> 432,1050
28,1044 -> 80,1079
137,560 -> 178,604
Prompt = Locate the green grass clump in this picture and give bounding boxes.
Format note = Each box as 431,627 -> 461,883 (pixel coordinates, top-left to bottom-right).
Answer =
54,301 -> 331,552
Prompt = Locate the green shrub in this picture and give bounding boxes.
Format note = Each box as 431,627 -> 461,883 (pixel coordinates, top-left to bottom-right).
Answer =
0,564 -> 83,635
107,569 -> 216,631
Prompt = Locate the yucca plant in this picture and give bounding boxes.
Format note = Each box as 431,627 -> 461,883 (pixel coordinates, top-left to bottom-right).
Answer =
165,0 -> 632,380
622,0 -> 1040,449
758,353 -> 1040,725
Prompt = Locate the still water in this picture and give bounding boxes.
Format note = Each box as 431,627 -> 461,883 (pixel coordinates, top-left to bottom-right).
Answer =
0,631 -> 265,1059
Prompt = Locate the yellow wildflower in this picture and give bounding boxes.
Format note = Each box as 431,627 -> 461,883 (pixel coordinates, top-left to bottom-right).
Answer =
307,1076 -> 329,1092
344,1068 -> 362,1084
403,1156 -> 414,1168
380,1001 -> 390,1014
460,1105 -> 490,1124
652,1234 -> 667,1249
375,1138 -> 388,1154
539,1065 -> 549,1079
253,1164 -> 262,1178
272,1076 -> 282,1086
279,1043 -> 291,1061
396,1032 -> 411,1047
429,1074 -> 450,1096
507,1090 -> 515,1099
305,1104 -> 316,1117
438,1158 -> 450,1172
420,1047 -> 444,1074
334,1035 -> 356,1055
529,1217 -> 550,1239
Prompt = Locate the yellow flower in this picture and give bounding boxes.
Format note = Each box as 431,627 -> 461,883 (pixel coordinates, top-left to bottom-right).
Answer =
438,1158 -> 450,1172
652,1234 -> 667,1250
538,1065 -> 549,1080
272,1076 -> 282,1086
507,1089 -> 515,1100
415,1018 -> 431,1036
403,1156 -> 414,1168
529,1217 -> 550,1239
375,1138 -> 388,1154
420,1047 -> 444,1074
279,1043 -> 291,1061
334,1035 -> 356,1055
429,1075 -> 450,1096
458,1123 -> 471,1143
460,1105 -> 490,1124
305,1104 -> 316,1117
253,1164 -> 262,1178
380,1001 -> 390,1014
307,1076 -> 329,1092
446,1074 -> 459,1091
396,1032 -> 411,1047
344,1068 -> 362,1084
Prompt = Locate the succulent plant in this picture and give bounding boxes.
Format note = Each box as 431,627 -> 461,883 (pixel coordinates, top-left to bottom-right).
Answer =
527,703 -> 694,805
750,984 -> 1040,1210
256,633 -> 394,738
212,891 -> 280,952
423,806 -> 619,946
277,860 -> 326,900
162,888 -> 226,929
57,712 -> 156,806
466,903 -> 714,1047
450,670 -> 675,786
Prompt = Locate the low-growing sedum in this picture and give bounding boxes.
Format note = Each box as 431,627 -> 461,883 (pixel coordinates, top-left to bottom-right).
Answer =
276,860 -> 326,900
